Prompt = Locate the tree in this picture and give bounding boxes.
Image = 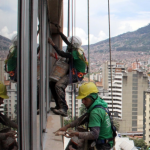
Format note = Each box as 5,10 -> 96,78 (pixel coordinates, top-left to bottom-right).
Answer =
79,104 -> 87,116
64,109 -> 76,126
131,138 -> 147,149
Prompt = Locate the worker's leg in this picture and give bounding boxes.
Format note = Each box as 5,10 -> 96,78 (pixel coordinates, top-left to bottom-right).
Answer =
49,80 -> 60,109
96,143 -> 111,150
54,75 -> 69,116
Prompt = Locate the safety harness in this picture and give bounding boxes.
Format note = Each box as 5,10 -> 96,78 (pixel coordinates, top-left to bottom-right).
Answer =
92,105 -> 116,145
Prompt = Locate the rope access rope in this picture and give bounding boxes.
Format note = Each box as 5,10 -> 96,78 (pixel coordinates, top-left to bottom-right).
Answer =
87,0 -> 90,82
108,0 -> 114,116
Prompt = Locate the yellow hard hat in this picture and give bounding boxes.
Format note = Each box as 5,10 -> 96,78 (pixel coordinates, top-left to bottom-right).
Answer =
0,81 -> 9,99
76,82 -> 99,99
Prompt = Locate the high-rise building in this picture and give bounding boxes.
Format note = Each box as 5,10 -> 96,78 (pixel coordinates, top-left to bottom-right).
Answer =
0,58 -> 4,83
65,84 -> 82,118
3,74 -> 17,119
143,90 -> 150,145
102,61 -> 126,118
102,61 -> 148,133
119,69 -> 148,133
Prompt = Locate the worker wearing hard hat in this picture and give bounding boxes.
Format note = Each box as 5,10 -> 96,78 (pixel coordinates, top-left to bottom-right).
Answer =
57,82 -> 114,150
48,27 -> 88,117
0,81 -> 18,150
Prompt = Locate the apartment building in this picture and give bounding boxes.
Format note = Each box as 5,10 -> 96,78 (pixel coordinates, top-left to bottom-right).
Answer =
102,61 -> 125,118
143,90 -> 150,145
65,84 -> 82,117
119,68 -> 148,133
3,81 -> 17,119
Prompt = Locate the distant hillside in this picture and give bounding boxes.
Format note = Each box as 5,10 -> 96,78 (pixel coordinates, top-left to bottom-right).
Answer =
0,35 -> 11,59
0,35 -> 11,51
81,23 -> 150,53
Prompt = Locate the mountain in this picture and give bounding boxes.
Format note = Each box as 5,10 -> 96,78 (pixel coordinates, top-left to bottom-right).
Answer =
82,23 -> 150,53
0,35 -> 11,59
0,35 -> 11,51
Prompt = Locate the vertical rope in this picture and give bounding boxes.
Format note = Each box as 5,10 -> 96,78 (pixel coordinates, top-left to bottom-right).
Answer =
67,0 -> 70,37
87,0 -> 90,82
108,0 -> 114,116
74,0 -> 76,36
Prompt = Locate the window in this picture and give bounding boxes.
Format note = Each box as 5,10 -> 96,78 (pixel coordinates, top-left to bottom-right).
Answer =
132,95 -> 137,98
132,83 -> 138,86
132,112 -> 137,115
133,78 -> 138,83
132,87 -> 138,90
132,121 -> 137,126
132,128 -> 137,131
132,108 -> 137,111
132,91 -> 137,94
132,104 -> 137,107
132,116 -> 137,119
132,100 -> 137,103
133,74 -> 138,77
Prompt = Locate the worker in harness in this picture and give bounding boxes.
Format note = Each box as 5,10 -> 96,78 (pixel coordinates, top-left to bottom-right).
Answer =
57,82 -> 114,150
0,81 -> 18,150
48,27 -> 88,117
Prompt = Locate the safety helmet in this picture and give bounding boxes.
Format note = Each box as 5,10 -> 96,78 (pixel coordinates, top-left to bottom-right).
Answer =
0,81 -> 9,99
76,82 -> 99,99
67,36 -> 82,48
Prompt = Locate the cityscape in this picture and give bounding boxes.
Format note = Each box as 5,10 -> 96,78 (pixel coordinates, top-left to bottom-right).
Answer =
1,0 -> 150,149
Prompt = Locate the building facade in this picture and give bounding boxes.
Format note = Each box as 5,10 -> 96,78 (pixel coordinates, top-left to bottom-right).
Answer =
119,69 -> 148,133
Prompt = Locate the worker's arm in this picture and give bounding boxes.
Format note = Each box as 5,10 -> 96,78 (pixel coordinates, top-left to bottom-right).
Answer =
0,131 -> 17,141
67,127 -> 100,140
78,127 -> 100,140
0,114 -> 18,129
56,28 -> 72,47
58,113 -> 88,132
48,38 -> 72,58
58,32 -> 72,47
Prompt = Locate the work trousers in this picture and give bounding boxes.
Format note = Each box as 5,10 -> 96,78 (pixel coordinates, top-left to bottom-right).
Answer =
96,143 -> 111,150
50,74 -> 77,110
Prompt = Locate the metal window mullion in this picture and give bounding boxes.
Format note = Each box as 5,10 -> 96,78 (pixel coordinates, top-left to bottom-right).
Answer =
18,0 -> 30,149
46,15 -> 50,113
30,0 -> 38,149
39,0 -> 47,148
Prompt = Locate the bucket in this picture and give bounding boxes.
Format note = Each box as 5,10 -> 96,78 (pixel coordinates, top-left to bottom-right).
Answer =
50,59 -> 69,81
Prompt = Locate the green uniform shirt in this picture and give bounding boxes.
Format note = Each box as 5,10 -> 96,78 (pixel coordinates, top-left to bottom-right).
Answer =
71,50 -> 86,73
87,96 -> 114,147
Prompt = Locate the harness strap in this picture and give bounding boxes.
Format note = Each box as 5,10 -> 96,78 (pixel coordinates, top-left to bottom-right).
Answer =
97,138 -> 114,144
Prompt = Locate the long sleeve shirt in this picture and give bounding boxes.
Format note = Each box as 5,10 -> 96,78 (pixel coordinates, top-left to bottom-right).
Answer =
69,113 -> 100,140
0,113 -> 17,140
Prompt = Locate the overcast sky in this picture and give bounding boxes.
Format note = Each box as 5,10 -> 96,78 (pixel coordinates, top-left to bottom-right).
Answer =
0,0 -> 150,45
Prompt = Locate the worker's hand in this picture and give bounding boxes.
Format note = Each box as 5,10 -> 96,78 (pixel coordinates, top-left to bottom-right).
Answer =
65,130 -> 79,138
6,131 -> 17,138
48,38 -> 55,46
58,126 -> 68,132
50,52 -> 55,58
57,27 -> 61,33
69,145 -> 76,150
12,146 -> 18,150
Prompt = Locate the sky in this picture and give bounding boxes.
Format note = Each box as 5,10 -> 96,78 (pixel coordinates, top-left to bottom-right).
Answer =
0,0 -> 150,45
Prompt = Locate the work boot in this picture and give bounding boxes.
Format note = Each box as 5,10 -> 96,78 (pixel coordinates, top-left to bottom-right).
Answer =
53,108 -> 67,117
51,106 -> 60,111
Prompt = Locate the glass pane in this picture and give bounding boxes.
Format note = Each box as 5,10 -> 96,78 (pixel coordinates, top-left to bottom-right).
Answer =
0,1 -> 18,149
